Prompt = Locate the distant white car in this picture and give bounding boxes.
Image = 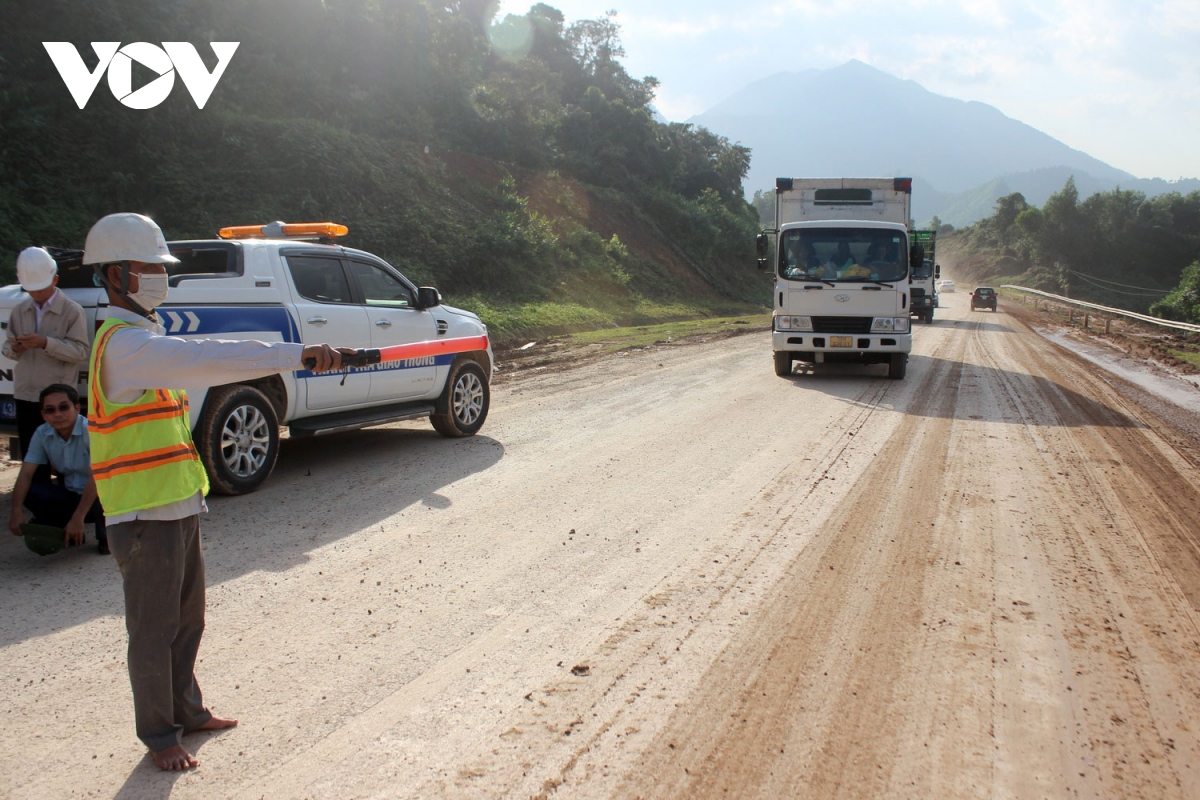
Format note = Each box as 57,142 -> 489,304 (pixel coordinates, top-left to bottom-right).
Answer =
937,279 -> 956,293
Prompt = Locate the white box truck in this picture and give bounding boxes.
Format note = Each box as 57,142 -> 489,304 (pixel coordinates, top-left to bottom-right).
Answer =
756,177 -> 923,379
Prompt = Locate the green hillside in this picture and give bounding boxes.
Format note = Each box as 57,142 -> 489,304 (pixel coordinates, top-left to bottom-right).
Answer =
0,1 -> 765,339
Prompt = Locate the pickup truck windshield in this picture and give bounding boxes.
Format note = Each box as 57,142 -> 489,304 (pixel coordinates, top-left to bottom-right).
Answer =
779,228 -> 907,283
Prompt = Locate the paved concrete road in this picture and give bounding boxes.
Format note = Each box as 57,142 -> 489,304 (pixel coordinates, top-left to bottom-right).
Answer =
3,292 -> 1200,799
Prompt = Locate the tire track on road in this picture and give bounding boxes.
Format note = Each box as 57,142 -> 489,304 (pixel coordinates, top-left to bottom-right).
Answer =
611,327 -> 971,798
426,345 -> 949,799
971,311 -> 1200,799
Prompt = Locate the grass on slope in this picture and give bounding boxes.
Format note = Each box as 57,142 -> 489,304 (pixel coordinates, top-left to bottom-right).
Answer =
464,296 -> 769,346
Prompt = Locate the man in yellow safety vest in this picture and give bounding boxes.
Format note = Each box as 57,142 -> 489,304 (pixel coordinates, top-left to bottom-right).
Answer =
84,212 -> 346,771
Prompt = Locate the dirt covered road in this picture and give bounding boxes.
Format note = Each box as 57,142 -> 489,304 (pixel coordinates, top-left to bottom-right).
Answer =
3,292 -> 1200,799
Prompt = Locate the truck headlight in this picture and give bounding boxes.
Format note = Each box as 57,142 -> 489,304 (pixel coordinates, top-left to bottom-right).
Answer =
775,315 -> 813,332
871,317 -> 910,333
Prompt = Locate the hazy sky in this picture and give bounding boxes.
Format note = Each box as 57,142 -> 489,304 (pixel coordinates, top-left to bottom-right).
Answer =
495,0 -> 1200,180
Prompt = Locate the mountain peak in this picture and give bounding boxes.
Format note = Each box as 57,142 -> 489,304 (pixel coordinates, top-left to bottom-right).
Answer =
689,61 -> 1133,199
829,59 -> 888,76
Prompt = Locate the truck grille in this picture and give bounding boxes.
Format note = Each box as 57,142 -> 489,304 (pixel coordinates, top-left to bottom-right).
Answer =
812,316 -> 873,334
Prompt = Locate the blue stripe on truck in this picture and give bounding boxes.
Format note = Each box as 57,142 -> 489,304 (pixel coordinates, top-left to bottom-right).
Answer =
157,306 -> 301,341
295,352 -> 455,379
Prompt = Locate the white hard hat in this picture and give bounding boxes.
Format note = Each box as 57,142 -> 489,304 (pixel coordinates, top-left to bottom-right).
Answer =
83,213 -> 179,266
16,247 -> 57,291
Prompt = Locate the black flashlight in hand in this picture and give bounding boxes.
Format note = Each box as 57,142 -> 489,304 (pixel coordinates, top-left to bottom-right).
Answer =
303,348 -> 382,371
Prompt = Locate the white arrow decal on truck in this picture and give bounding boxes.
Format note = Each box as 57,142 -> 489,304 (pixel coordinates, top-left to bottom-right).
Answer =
161,311 -> 202,333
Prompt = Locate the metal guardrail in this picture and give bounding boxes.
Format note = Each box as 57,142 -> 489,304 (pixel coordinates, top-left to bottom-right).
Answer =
1000,285 -> 1200,335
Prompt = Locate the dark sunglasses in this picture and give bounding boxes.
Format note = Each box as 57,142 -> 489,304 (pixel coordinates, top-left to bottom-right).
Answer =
42,401 -> 74,414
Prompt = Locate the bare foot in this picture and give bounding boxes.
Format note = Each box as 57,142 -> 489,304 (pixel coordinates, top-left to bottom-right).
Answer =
151,744 -> 198,771
194,714 -> 238,732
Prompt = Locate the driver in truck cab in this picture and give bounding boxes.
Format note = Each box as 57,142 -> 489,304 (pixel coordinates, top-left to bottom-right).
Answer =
783,238 -> 822,279
82,212 -> 352,772
865,241 -> 891,265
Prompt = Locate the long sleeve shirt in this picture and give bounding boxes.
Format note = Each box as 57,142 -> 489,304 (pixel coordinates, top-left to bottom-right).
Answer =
98,307 -> 305,523
99,307 -> 304,403
2,290 -> 90,402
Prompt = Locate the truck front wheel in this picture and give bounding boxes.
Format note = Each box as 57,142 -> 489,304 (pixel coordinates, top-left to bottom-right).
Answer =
773,351 -> 793,376
198,385 -> 281,495
888,353 -> 908,380
431,359 -> 490,437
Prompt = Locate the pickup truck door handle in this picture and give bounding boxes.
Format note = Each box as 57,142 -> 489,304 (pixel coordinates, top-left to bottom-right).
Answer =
374,319 -> 393,327
307,316 -> 328,325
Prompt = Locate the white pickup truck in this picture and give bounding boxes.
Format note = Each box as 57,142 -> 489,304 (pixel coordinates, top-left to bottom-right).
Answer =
0,222 -> 493,495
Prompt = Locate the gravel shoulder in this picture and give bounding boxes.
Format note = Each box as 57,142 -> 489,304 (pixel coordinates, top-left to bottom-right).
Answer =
2,294 -> 1200,799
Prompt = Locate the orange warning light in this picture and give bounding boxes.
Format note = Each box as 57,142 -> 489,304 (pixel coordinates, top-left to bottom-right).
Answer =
218,222 -> 349,240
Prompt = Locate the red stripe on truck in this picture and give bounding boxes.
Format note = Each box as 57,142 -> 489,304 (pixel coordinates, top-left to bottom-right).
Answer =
375,334 -> 489,364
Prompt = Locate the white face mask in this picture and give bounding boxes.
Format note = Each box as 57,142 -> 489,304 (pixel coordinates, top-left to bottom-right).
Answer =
128,272 -> 169,310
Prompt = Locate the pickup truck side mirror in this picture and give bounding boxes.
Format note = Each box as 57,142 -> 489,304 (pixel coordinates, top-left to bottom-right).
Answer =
755,233 -> 769,271
909,244 -> 925,270
417,286 -> 442,309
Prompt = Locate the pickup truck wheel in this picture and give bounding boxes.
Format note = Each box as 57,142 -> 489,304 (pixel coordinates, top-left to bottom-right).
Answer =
198,385 -> 280,495
773,351 -> 793,376
431,359 -> 489,437
888,353 -> 908,380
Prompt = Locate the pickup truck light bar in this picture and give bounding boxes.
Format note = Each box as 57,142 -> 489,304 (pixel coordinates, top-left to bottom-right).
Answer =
218,221 -> 349,240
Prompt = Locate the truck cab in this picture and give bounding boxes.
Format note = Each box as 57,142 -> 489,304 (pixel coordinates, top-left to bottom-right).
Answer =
759,178 -> 917,380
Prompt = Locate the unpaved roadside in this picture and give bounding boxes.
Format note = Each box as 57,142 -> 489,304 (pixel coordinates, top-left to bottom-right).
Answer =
2,293 -> 1200,799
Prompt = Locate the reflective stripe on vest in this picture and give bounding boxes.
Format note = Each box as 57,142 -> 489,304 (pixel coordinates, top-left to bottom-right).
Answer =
88,318 -> 209,515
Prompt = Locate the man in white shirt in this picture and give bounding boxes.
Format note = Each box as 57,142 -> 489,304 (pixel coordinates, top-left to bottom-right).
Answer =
2,247 -> 89,466
84,212 -> 346,772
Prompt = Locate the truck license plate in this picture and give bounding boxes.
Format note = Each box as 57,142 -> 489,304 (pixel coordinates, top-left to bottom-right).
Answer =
830,336 -> 853,348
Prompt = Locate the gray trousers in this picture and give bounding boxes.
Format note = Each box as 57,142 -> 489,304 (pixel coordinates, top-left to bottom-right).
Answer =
108,515 -> 213,752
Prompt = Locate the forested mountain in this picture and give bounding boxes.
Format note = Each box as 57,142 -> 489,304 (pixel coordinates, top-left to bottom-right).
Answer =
696,61 -> 1200,227
0,0 -> 761,330
944,178 -> 1200,323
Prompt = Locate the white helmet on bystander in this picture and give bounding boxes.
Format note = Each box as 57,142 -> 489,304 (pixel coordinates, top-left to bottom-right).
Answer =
16,247 -> 57,292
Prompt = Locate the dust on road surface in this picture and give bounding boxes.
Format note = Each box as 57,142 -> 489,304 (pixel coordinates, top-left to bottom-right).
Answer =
2,293 -> 1200,799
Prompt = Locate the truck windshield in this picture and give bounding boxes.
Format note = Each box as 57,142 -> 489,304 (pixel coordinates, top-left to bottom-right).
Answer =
779,229 -> 907,283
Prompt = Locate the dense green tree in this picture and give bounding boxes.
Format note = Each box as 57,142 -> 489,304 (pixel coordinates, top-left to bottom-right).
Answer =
751,190 -> 775,227
0,0 -> 758,305
954,176 -> 1200,315
1150,261 -> 1200,323
925,216 -> 955,234
992,193 -> 1028,235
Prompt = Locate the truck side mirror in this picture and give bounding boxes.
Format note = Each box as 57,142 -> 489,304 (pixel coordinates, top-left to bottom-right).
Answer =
417,286 -> 442,309
909,244 -> 925,270
755,233 -> 769,270
935,263 -> 941,279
